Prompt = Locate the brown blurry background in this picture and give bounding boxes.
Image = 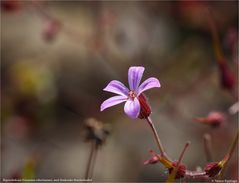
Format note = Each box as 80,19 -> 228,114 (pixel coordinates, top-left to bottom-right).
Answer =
1,1 -> 238,182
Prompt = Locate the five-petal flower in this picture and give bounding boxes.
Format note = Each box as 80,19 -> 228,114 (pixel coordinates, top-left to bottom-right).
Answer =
100,66 -> 161,119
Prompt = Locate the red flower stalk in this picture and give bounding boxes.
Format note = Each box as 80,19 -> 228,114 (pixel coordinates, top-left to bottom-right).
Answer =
194,111 -> 226,127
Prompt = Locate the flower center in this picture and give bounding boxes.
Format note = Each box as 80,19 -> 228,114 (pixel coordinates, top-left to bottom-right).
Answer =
128,90 -> 136,99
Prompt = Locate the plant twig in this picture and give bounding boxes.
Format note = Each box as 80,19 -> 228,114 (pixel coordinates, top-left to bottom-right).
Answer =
146,117 -> 165,157
203,133 -> 213,162
206,8 -> 225,64
85,141 -> 97,181
166,142 -> 190,183
219,131 -> 239,178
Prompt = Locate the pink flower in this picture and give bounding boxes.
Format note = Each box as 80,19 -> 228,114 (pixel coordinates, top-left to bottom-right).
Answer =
100,66 -> 161,119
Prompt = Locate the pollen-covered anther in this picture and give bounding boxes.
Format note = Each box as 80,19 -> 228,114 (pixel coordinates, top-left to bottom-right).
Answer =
128,90 -> 136,99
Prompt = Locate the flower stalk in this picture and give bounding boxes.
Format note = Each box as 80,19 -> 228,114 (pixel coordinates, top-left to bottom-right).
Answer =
206,8 -> 236,92
83,118 -> 110,181
166,142 -> 190,183
85,141 -> 98,181
146,116 -> 165,156
203,133 -> 213,162
218,131 -> 239,178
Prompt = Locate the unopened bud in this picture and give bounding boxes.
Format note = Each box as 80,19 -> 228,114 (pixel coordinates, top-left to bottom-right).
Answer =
194,111 -> 225,127
43,19 -> 61,42
168,161 -> 186,179
144,155 -> 159,165
219,62 -> 236,91
204,161 -> 223,177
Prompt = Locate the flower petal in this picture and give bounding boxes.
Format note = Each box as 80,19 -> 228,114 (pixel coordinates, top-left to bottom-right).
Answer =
101,95 -> 127,111
137,77 -> 161,96
124,98 -> 140,119
128,66 -> 145,91
103,80 -> 129,96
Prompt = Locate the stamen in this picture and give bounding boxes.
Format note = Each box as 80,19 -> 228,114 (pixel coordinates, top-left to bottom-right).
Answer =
128,90 -> 136,99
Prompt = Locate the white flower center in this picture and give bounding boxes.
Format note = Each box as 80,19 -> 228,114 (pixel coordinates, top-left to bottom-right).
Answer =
128,90 -> 136,100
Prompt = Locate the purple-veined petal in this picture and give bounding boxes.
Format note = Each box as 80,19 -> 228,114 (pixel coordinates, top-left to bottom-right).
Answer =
137,77 -> 161,96
128,66 -> 145,91
124,98 -> 140,119
101,95 -> 127,111
103,80 -> 129,96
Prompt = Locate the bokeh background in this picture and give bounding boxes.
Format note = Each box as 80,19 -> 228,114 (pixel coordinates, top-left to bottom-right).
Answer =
1,1 -> 238,182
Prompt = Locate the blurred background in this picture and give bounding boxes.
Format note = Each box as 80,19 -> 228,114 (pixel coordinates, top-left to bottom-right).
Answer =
1,1 -> 238,182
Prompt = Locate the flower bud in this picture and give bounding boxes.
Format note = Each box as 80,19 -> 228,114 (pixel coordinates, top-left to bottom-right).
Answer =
218,62 -> 236,91
144,150 -> 173,168
194,111 -> 225,127
168,161 -> 186,179
43,19 -> 61,42
144,155 -> 159,165
138,94 -> 151,119
204,162 -> 222,177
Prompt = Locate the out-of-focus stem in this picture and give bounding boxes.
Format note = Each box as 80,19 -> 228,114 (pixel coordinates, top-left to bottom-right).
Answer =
226,131 -> 239,161
219,131 -> 239,178
146,117 -> 165,156
88,143 -> 98,179
203,133 -> 213,162
206,8 -> 225,64
30,0 -> 86,44
166,142 -> 190,183
85,141 -> 97,181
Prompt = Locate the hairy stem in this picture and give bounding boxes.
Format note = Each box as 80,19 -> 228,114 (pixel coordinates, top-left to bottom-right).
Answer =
146,116 -> 165,156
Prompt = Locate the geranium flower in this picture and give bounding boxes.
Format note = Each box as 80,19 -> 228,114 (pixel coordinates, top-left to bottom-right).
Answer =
100,66 -> 161,119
